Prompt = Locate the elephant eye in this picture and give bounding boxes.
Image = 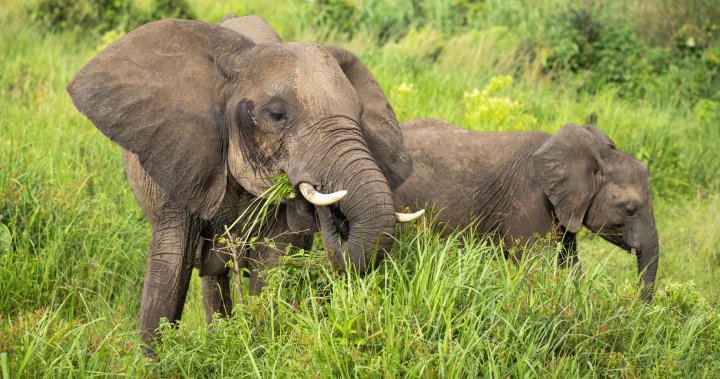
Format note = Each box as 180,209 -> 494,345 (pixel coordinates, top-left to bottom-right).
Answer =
270,111 -> 286,122
624,204 -> 638,216
265,102 -> 288,124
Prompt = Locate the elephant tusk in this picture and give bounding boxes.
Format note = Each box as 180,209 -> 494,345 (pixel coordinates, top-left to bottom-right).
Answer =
631,247 -> 637,256
395,209 -> 425,223
298,183 -> 347,206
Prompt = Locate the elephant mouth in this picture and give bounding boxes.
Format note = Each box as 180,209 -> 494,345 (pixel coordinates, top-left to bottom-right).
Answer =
316,204 -> 351,245
618,241 -> 635,254
290,182 -> 351,243
283,184 -> 353,248
329,204 -> 350,242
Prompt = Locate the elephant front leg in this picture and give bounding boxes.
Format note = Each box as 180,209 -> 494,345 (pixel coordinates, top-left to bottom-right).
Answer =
139,204 -> 202,356
202,273 -> 232,322
248,233 -> 312,295
198,236 -> 235,322
558,230 -> 580,268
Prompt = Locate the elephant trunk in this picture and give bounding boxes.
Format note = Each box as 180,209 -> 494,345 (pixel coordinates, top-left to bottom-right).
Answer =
634,220 -> 659,302
291,120 -> 396,274
316,153 -> 395,274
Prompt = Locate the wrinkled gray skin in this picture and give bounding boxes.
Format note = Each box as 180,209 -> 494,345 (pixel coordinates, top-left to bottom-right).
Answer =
395,118 -> 659,301
67,15 -> 411,353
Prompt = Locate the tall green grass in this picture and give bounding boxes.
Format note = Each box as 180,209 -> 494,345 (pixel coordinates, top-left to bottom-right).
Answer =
1,0 -> 719,377
120,227 -> 720,376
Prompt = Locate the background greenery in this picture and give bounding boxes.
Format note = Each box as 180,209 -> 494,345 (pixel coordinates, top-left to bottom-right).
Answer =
1,0 -> 719,377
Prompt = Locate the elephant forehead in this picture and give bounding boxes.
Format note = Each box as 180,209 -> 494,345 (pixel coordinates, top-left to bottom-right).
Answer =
608,153 -> 651,191
286,42 -> 336,65
605,181 -> 643,203
287,43 -> 354,86
291,44 -> 360,115
220,16 -> 281,44
241,45 -> 298,78
295,81 -> 360,116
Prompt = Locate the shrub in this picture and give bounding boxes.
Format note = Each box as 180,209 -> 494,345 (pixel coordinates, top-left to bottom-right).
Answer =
545,5 -> 720,104
146,0 -> 195,21
545,9 -> 645,94
307,0 -> 361,40
31,0 -> 195,34
462,75 -> 537,131
31,0 -> 132,33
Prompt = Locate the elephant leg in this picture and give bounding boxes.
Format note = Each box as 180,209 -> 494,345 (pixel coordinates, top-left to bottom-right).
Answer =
558,231 -> 581,268
506,235 -> 546,261
248,232 -> 310,295
503,207 -> 556,260
247,243 -> 283,296
139,201 -> 202,355
202,273 -> 232,322
198,232 -> 235,322
502,229 -> 551,261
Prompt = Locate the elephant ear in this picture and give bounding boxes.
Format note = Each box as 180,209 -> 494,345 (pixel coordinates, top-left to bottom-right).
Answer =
532,124 -> 611,233
67,19 -> 254,219
324,46 -> 413,190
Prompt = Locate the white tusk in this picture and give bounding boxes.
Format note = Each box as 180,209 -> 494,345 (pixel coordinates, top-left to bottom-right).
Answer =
395,209 -> 425,223
631,247 -> 637,256
298,183 -> 347,206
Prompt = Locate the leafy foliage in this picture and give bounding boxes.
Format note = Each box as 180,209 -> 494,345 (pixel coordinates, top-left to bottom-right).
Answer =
463,75 -> 537,131
147,0 -> 196,21
30,0 -> 195,33
30,0 -> 132,33
544,6 -> 720,102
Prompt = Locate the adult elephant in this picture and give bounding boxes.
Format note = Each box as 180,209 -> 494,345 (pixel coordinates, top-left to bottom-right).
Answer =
67,17 -> 420,353
394,118 -> 659,301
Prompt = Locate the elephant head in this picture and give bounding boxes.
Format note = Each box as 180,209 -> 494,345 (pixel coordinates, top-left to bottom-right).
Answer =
532,125 -> 659,301
218,15 -> 413,191
67,18 -> 414,273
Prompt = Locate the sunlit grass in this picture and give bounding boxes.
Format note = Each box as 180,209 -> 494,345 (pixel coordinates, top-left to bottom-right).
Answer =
149,222 -> 720,377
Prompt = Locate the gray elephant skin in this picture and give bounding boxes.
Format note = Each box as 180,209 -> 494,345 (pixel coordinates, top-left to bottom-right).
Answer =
394,118 -> 659,301
67,15 -> 412,352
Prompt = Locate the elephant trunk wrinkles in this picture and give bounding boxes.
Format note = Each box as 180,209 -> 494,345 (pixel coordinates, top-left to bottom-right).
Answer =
637,232 -> 659,302
322,167 -> 395,273
300,124 -> 395,274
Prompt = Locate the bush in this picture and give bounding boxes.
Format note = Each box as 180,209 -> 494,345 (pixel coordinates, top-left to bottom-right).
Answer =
31,0 -> 132,33
462,75 -> 537,131
31,0 -> 195,34
146,0 -> 195,21
308,0 -> 360,40
544,9 -> 644,93
304,0 -> 486,44
545,6 -> 720,104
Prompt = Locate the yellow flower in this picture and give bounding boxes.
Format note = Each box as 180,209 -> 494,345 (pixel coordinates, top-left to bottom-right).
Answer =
462,75 -> 536,132
397,82 -> 414,94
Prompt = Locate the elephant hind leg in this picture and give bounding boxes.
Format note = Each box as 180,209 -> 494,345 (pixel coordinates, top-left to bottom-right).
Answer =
202,273 -> 232,322
139,200 -> 202,355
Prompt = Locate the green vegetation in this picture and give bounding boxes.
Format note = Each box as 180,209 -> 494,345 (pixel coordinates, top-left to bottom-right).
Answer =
1,0 -> 719,376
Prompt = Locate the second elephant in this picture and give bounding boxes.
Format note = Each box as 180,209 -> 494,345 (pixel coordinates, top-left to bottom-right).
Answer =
394,118 -> 659,301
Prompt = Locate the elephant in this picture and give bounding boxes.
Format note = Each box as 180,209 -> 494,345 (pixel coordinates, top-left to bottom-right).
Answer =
67,15 -> 422,353
394,118 -> 659,301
